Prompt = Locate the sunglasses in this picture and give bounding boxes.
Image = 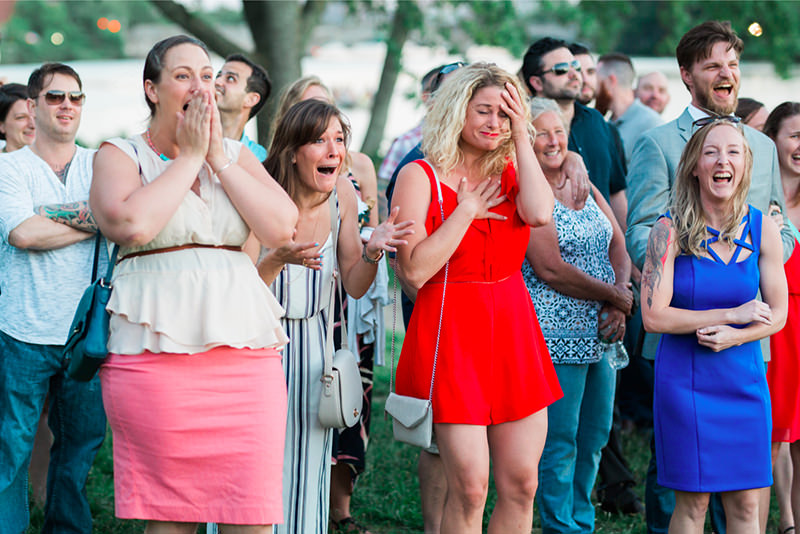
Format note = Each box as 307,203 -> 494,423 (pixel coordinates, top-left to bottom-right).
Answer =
539,60 -> 581,76
692,115 -> 741,129
432,61 -> 466,92
38,90 -> 86,106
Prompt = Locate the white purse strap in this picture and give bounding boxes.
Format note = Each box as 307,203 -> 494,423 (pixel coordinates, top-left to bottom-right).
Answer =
323,191 -> 349,380
389,159 -> 448,403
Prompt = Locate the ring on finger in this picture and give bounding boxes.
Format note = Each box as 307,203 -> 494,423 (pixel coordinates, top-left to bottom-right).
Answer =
301,259 -> 308,267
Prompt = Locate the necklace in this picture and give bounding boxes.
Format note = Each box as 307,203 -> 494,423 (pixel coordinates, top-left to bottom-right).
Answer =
145,128 -> 170,162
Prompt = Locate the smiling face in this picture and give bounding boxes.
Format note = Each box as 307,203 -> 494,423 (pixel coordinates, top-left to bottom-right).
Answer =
30,73 -> 82,143
681,40 -> 740,115
1,98 -> 35,151
693,123 -> 746,204
774,114 -> 800,180
294,116 -> 346,195
459,85 -> 510,153
214,60 -> 253,113
636,72 -> 670,114
145,43 -> 214,121
532,110 -> 568,176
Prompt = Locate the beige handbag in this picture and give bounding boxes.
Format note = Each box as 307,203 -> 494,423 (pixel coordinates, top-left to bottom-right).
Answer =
385,160 -> 447,448
318,192 -> 363,429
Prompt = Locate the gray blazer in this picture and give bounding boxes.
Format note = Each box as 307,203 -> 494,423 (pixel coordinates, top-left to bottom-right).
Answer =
625,108 -> 793,359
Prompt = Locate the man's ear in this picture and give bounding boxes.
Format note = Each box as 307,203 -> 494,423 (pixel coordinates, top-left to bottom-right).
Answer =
679,66 -> 693,92
244,92 -> 261,111
529,75 -> 544,94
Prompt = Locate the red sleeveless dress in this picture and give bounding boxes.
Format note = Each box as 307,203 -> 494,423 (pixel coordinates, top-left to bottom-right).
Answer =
768,239 -> 800,442
395,160 -> 562,425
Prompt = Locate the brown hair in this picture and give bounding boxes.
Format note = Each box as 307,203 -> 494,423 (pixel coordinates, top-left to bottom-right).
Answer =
265,98 -> 350,203
676,21 -> 743,71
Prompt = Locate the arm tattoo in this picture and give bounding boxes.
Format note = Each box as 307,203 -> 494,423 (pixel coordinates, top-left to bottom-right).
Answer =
37,201 -> 98,233
642,221 -> 670,309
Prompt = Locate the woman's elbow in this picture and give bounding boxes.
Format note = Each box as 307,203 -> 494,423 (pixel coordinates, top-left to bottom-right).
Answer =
641,312 -> 662,334
521,207 -> 553,228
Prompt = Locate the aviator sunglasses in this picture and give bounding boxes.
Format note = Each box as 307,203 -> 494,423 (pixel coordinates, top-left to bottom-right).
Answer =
37,90 -> 86,106
539,59 -> 582,76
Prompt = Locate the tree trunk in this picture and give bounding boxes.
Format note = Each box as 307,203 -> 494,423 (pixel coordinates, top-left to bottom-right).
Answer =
359,2 -> 420,160
243,0 -> 304,146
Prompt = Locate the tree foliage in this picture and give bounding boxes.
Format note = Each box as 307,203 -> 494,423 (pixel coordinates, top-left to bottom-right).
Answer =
538,0 -> 800,77
0,0 -> 156,64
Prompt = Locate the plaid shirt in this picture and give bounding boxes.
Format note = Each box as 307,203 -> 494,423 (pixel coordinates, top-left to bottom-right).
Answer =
377,123 -> 423,182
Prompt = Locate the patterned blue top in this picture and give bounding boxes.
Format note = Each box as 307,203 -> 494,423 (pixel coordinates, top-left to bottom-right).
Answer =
522,195 -> 615,364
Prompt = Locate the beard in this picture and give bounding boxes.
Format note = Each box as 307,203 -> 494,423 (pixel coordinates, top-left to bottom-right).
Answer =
695,82 -> 738,115
595,83 -> 612,115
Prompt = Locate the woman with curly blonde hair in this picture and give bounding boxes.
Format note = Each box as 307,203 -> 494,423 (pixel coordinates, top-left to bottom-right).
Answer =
391,62 -> 562,534
641,119 -> 787,534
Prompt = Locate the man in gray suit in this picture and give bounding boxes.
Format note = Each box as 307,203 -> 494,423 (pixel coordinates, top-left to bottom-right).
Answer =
625,20 -> 792,534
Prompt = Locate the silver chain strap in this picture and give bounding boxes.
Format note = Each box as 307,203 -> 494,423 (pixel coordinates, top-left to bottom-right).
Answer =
389,160 -> 448,403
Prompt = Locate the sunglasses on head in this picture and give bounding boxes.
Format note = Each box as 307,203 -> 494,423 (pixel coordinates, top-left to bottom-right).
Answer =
540,60 -> 581,76
38,90 -> 85,106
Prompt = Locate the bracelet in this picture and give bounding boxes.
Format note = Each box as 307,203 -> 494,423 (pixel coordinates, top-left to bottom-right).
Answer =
214,159 -> 234,178
362,243 -> 384,265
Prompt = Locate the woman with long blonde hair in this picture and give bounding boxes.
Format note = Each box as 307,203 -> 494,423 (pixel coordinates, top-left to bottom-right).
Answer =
391,62 -> 562,534
641,119 -> 787,534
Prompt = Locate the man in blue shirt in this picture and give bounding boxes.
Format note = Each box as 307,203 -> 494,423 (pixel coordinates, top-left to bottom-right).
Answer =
215,53 -> 271,161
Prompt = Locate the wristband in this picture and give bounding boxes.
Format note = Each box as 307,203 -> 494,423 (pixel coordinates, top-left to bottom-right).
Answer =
214,159 -> 234,178
362,243 -> 384,265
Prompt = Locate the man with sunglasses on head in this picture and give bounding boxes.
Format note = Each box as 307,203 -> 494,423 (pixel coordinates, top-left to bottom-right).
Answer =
522,37 -> 627,229
215,53 -> 271,162
625,21 -> 792,534
0,62 -> 106,534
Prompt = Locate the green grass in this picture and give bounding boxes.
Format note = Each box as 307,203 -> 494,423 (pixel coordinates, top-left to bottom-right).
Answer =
26,329 -> 784,533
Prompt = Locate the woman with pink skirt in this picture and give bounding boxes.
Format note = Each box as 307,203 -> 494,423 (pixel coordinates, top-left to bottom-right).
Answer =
89,35 -> 298,534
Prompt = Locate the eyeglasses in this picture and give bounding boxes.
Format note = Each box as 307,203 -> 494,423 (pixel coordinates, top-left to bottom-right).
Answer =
692,115 -> 741,129
37,90 -> 86,106
539,60 -> 581,76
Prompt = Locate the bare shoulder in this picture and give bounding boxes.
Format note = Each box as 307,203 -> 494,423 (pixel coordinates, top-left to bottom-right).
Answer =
349,151 -> 376,184
759,209 -> 782,253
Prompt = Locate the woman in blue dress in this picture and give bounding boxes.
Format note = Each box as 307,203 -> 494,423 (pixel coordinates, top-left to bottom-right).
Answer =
641,119 -> 787,533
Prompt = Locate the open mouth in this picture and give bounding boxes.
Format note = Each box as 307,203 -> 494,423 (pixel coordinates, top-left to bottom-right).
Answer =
792,154 -> 800,163
183,102 -> 190,111
712,83 -> 733,98
317,165 -> 338,176
712,171 -> 732,183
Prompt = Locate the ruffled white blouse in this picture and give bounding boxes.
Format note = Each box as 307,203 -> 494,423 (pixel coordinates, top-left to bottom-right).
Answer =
105,135 -> 288,355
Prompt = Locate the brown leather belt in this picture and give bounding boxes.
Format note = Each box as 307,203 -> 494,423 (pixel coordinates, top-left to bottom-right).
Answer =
118,243 -> 242,263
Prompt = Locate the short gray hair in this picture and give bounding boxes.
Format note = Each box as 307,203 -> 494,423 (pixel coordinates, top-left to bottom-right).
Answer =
530,97 -> 567,129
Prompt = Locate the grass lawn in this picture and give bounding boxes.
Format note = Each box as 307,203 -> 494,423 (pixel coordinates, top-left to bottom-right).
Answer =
26,328 -> 783,533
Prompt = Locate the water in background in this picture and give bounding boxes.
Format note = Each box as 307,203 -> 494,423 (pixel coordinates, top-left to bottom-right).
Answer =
2,42 -> 799,152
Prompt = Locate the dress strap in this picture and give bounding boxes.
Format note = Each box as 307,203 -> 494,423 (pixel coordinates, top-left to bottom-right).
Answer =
701,227 -> 725,263
414,159 -> 444,206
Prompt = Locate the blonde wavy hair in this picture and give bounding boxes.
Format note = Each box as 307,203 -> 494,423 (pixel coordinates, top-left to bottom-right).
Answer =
669,120 -> 753,257
422,62 -> 533,178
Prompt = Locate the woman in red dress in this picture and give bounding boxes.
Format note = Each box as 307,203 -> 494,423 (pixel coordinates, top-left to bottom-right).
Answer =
391,62 -> 562,534
765,102 -> 800,534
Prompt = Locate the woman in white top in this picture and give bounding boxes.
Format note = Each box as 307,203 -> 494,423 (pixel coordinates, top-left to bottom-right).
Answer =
89,35 -> 297,534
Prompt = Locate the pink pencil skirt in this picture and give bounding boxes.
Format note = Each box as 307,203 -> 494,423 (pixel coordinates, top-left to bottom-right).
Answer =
100,346 -> 286,524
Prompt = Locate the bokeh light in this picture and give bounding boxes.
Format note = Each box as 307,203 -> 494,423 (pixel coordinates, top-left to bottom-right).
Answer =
748,22 -> 763,37
97,17 -> 109,30
50,32 -> 64,46
24,31 -> 39,45
108,19 -> 121,33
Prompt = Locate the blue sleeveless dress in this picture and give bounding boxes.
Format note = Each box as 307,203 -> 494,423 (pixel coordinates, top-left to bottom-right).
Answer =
654,206 -> 772,492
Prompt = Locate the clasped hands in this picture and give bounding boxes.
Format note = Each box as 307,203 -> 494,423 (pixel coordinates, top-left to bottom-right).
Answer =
696,299 -> 773,352
175,89 -> 228,173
